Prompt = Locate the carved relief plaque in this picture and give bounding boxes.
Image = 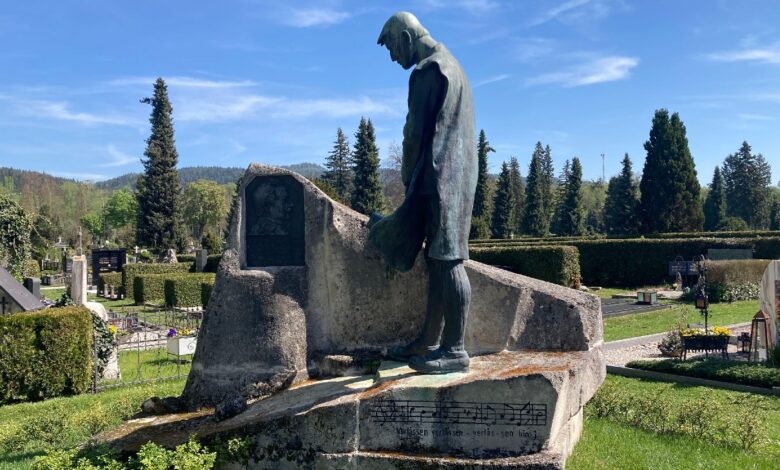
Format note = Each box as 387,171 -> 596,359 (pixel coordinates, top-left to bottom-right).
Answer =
245,175 -> 305,267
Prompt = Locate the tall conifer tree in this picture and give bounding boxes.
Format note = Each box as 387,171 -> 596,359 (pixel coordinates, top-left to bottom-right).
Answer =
603,153 -> 639,236
470,129 -> 494,239
323,128 -> 353,202
639,109 -> 703,233
350,118 -> 385,215
490,162 -> 515,239
552,159 -> 570,234
136,78 -> 182,249
523,143 -> 548,236
541,144 -> 556,229
508,156 -> 525,236
558,158 -> 585,236
722,141 -> 772,229
703,166 -> 727,231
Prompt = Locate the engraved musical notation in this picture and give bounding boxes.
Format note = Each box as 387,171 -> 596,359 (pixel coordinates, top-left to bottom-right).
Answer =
369,399 -> 547,427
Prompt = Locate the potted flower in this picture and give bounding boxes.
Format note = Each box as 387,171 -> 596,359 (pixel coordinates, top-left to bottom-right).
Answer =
680,326 -> 731,359
166,327 -> 197,356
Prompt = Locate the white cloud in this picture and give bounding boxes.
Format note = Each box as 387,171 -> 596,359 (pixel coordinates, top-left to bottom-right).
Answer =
526,56 -> 638,87
514,38 -> 556,61
23,100 -> 133,125
284,8 -> 351,27
737,113 -> 775,121
419,0 -> 498,13
705,45 -> 780,65
529,0 -> 594,27
51,171 -> 108,181
100,145 -> 138,167
109,76 -> 256,89
474,74 -> 511,87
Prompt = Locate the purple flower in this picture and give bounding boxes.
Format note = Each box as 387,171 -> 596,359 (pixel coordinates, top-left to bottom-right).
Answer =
167,328 -> 177,338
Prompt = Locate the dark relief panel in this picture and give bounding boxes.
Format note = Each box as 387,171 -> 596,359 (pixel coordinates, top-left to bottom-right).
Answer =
245,175 -> 305,267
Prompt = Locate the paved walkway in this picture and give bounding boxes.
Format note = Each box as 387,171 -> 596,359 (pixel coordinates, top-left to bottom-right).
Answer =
605,322 -> 752,366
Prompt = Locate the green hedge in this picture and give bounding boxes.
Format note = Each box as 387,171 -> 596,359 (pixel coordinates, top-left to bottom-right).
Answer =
0,306 -> 92,402
176,254 -> 196,263
470,230 -> 780,245
133,274 -> 170,305
470,245 -> 580,288
626,358 -> 780,389
203,255 -> 221,273
705,259 -> 770,303
201,282 -> 214,308
164,274 -> 216,308
122,263 -> 192,298
97,272 -> 122,292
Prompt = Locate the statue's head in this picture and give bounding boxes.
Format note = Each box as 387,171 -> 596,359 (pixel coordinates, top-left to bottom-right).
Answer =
377,12 -> 429,70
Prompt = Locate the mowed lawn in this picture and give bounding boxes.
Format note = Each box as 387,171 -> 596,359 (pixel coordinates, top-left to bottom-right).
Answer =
602,300 -> 757,341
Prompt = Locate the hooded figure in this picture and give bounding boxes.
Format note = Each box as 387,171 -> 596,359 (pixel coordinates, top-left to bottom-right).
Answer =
369,12 -> 477,374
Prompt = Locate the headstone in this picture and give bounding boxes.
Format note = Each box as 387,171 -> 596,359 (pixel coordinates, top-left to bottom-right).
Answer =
158,248 -> 178,264
759,260 -> 780,348
84,301 -> 120,380
0,267 -> 43,314
23,277 -> 41,299
195,249 -> 208,273
61,254 -> 73,273
708,248 -> 753,260
90,249 -> 127,286
71,255 -> 88,306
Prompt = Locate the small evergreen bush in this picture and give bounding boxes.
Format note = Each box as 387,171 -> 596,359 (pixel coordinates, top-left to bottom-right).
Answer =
123,263 -> 191,299
164,274 -> 216,308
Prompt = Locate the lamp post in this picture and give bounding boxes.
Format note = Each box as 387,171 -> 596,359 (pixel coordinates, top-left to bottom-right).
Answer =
694,255 -> 709,334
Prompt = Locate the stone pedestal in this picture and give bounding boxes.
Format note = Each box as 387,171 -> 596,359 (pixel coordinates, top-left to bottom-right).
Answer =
71,255 -> 88,306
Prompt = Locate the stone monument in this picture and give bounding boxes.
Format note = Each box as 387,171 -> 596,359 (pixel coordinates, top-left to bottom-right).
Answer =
759,260 -> 780,348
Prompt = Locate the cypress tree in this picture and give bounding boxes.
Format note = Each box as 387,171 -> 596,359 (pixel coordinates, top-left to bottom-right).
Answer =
470,129 -> 494,239
508,156 -> 525,236
136,78 -> 182,249
350,117 -> 385,215
558,157 -> 585,236
323,127 -> 353,202
603,153 -> 639,236
639,109 -> 703,233
703,166 -> 727,231
722,141 -> 772,229
490,162 -> 514,239
523,143 -> 548,236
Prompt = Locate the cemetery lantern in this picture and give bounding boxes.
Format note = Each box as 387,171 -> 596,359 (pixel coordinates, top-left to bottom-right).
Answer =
749,310 -> 773,363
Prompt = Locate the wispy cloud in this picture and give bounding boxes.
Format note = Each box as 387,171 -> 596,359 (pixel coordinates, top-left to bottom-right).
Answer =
514,37 -> 556,61
528,0 -> 618,28
109,76 -> 256,89
737,113 -> 775,121
283,8 -> 351,27
100,145 -> 138,167
418,0 -> 499,13
23,100 -> 134,126
704,44 -> 780,65
51,171 -> 108,181
529,0 -> 593,27
526,56 -> 638,87
474,74 -> 511,87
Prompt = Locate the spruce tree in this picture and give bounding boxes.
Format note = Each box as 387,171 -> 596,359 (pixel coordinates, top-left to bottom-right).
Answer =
136,78 -> 182,249
639,109 -> 703,233
523,143 -> 548,236
350,118 -> 385,215
551,159 -> 570,234
470,129 -> 494,239
722,141 -> 772,229
490,162 -> 515,239
558,158 -> 585,236
703,166 -> 727,231
541,144 -> 556,229
508,156 -> 525,236
323,128 -> 353,202
603,153 -> 639,236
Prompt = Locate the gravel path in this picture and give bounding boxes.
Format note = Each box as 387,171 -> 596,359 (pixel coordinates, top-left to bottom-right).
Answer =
605,323 -> 752,366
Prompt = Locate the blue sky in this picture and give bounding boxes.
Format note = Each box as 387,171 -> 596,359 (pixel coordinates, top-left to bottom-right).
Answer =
1,0 -> 778,184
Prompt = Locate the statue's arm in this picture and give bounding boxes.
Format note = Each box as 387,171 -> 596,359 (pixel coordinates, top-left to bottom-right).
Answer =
401,63 -> 446,188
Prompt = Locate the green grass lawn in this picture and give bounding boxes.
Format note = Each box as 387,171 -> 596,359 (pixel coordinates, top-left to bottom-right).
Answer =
100,347 -> 192,388
590,286 -> 669,299
603,300 -> 756,341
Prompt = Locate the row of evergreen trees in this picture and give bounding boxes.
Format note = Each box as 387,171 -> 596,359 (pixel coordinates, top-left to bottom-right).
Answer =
321,119 -> 385,215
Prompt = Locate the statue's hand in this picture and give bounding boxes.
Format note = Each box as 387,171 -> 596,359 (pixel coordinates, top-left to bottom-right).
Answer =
367,212 -> 384,228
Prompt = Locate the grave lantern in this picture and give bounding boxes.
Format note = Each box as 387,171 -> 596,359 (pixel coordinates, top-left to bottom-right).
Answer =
749,310 -> 773,362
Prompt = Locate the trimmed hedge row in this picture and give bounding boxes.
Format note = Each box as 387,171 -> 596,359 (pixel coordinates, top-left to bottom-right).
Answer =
470,230 -> 780,245
133,274 -> 169,305
164,274 -> 216,307
122,263 -> 192,297
176,254 -> 196,263
97,272 -> 122,292
0,306 -> 92,402
203,254 -> 221,273
627,358 -> 780,388
470,245 -> 580,288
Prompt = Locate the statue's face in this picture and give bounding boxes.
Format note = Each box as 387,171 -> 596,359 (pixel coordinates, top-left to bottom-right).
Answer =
384,32 -> 414,70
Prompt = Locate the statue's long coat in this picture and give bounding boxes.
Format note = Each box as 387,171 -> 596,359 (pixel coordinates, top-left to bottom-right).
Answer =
369,43 -> 477,270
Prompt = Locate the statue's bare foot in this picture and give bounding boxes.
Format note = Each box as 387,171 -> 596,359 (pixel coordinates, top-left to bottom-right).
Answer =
408,349 -> 469,374
388,341 -> 438,361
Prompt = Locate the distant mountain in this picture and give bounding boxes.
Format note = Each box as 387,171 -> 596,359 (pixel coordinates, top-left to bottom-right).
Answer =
96,163 -> 326,191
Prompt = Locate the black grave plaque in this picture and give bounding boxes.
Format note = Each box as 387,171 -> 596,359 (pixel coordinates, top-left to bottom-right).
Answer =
245,175 -> 305,267
91,249 -> 127,285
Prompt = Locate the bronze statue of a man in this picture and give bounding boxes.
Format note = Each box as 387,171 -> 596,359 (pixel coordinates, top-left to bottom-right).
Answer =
369,12 -> 477,374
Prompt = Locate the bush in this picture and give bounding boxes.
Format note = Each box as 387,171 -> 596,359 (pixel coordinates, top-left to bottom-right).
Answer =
133,274 -> 169,305
201,282 -> 214,308
97,272 -> 122,293
705,259 -> 769,302
0,306 -> 92,402
177,254 -> 196,264
122,263 -> 192,299
626,358 -> 780,388
470,245 -> 580,288
164,274 -> 216,308
24,259 -> 41,278
203,255 -> 221,273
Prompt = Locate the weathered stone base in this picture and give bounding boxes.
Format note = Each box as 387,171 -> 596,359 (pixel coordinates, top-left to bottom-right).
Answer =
101,349 -> 603,469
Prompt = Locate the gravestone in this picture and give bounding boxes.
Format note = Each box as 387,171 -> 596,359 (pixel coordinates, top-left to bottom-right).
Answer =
24,277 -> 41,299
0,267 -> 43,314
195,249 -> 208,273
759,260 -> 780,348
71,255 -> 88,306
61,254 -> 72,273
91,249 -> 126,286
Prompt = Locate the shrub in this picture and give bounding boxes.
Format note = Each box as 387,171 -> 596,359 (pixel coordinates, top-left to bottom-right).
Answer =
164,274 -> 216,308
706,259 -> 769,302
122,263 -> 192,299
626,358 -> 780,388
0,306 -> 92,402
203,254 -> 222,273
201,282 -> 214,308
470,245 -> 580,288
176,254 -> 196,264
133,274 -> 169,305
24,259 -> 41,278
97,272 -> 122,293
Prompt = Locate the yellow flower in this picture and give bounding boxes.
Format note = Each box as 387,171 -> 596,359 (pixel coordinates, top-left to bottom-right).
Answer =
711,326 -> 731,336
108,325 -> 118,336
